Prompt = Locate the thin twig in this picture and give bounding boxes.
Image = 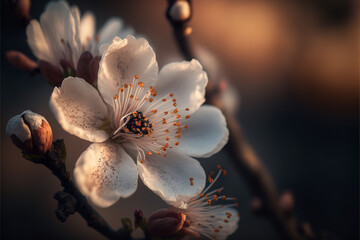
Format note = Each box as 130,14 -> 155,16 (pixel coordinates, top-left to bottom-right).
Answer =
166,1 -> 314,240
33,139 -> 131,240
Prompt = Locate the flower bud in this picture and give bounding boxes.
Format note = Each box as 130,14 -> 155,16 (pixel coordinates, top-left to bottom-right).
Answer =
89,56 -> 100,86
6,50 -> 37,73
147,208 -> 186,238
6,110 -> 53,155
15,0 -> 31,21
169,0 -> 191,21
38,60 -> 63,86
279,190 -> 294,215
76,51 -> 95,85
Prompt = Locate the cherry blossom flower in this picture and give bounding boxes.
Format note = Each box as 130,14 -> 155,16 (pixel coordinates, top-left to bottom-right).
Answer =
177,168 -> 240,240
25,0 -> 132,85
49,35 -> 229,208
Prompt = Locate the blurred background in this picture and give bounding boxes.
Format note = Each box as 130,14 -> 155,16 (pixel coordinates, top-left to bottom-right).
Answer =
1,0 -> 358,239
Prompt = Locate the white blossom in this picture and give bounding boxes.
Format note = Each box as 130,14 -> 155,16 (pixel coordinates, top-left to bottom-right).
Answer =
49,35 -> 229,208
26,0 -> 133,71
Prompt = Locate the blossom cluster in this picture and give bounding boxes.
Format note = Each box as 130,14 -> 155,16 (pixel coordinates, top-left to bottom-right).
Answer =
6,1 -> 239,239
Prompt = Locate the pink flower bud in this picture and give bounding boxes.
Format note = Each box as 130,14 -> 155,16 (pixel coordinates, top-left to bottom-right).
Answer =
279,190 -> 294,215
76,51 -> 95,85
15,0 -> 31,21
147,208 -> 186,237
6,110 -> 53,155
6,50 -> 37,73
169,0 -> 191,21
38,60 -> 63,86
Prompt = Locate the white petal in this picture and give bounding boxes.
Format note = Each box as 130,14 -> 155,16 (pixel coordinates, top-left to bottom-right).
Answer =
155,59 -> 208,115
98,36 -> 158,106
137,150 -> 205,208
39,1 -> 80,67
49,77 -> 109,142
177,105 -> 228,158
26,20 -> 56,64
70,5 -> 83,63
97,17 -> 123,46
80,11 -> 96,46
74,142 -> 138,208
6,110 -> 32,141
211,207 -> 239,240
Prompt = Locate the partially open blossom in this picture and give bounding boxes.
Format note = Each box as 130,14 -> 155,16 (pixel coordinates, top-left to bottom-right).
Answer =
49,35 -> 229,208
6,50 -> 37,74
169,168 -> 240,240
147,209 -> 186,238
23,0 -> 132,85
6,110 -> 53,155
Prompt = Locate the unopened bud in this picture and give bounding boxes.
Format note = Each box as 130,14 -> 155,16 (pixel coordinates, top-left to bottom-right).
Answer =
6,110 -> 53,155
89,56 -> 100,86
6,50 -> 37,73
279,190 -> 294,215
38,60 -> 63,86
76,51 -> 96,85
15,0 -> 31,21
147,208 -> 186,237
169,0 -> 191,21
60,59 -> 73,72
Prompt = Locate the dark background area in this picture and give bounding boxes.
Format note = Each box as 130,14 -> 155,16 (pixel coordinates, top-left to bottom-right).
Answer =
1,0 -> 358,239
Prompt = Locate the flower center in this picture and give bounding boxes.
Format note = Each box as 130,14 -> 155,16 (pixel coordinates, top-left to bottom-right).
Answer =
123,111 -> 154,136
111,75 -> 192,161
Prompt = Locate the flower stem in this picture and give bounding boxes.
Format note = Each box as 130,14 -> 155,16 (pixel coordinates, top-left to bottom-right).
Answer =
166,1 -> 316,239
36,139 -> 132,240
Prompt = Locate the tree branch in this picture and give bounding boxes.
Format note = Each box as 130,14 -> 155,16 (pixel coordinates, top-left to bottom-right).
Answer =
31,139 -> 131,240
166,1 -> 315,240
